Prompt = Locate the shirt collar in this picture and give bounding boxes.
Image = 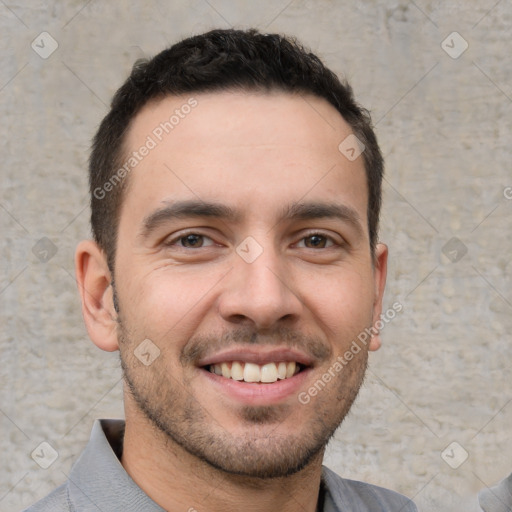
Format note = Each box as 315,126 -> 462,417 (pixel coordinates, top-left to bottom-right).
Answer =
68,419 -> 396,512
68,419 -> 165,511
478,472 -> 512,512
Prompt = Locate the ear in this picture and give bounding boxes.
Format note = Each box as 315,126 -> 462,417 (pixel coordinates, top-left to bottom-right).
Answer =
368,243 -> 388,352
75,240 -> 119,352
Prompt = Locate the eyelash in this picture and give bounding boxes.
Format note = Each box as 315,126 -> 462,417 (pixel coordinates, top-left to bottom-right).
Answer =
164,230 -> 342,249
296,232 -> 338,248
164,231 -> 216,248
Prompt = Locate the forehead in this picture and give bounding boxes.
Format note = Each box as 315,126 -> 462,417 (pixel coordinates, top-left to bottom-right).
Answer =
129,90 -> 352,153
120,90 -> 368,228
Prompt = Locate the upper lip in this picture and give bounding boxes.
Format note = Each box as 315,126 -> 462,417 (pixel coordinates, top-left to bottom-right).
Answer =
196,346 -> 315,367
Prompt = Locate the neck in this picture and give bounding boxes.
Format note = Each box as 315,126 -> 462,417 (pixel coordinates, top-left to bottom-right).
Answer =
120,406 -> 324,512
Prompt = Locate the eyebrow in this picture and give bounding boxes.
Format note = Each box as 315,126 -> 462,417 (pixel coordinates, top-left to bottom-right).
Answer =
279,201 -> 364,236
138,200 -> 241,240
138,199 -> 364,240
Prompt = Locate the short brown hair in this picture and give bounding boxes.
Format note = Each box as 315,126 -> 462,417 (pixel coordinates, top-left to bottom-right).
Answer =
89,28 -> 383,270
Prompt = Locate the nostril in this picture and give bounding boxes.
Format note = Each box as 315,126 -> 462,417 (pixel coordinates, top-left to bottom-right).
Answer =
228,314 -> 251,324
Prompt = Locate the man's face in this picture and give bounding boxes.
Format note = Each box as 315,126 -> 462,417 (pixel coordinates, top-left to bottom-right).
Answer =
112,91 -> 386,478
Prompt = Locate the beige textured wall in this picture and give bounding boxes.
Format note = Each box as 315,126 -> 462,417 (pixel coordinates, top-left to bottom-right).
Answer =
1,1 -> 511,510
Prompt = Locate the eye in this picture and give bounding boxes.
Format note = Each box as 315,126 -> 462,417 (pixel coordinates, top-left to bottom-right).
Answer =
297,233 -> 335,249
168,233 -> 216,248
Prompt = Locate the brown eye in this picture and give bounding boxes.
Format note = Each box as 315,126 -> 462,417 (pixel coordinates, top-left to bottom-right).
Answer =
303,234 -> 330,248
173,233 -> 219,248
180,234 -> 204,247
165,232 -> 216,250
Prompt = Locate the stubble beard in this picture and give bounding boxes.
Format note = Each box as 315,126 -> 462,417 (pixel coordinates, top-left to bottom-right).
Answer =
116,315 -> 369,480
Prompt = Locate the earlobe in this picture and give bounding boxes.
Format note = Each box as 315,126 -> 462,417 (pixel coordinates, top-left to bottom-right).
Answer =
369,243 -> 388,352
75,240 -> 120,352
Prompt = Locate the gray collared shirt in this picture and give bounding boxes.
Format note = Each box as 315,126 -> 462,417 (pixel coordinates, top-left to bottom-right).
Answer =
478,473 -> 512,512
24,419 -> 417,512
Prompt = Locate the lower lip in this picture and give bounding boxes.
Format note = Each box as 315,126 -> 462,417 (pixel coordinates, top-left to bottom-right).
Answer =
199,367 -> 312,405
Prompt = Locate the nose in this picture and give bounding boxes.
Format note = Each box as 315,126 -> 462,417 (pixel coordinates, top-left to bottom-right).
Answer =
217,243 -> 303,329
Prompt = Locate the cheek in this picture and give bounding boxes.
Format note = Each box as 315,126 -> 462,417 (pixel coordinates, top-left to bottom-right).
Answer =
304,269 -> 374,338
120,268 -> 219,340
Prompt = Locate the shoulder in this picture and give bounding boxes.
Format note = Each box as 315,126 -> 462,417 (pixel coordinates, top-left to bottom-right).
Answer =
322,466 -> 418,512
22,484 -> 70,512
478,472 -> 512,512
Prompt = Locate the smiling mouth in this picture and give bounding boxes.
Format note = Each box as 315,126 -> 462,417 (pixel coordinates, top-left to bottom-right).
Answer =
205,361 -> 304,384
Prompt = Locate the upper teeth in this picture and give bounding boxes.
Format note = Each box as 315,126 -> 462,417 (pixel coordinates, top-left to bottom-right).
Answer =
209,361 -> 299,383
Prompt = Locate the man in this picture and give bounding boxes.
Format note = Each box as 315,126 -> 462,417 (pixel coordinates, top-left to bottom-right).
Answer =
25,28 -> 417,511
